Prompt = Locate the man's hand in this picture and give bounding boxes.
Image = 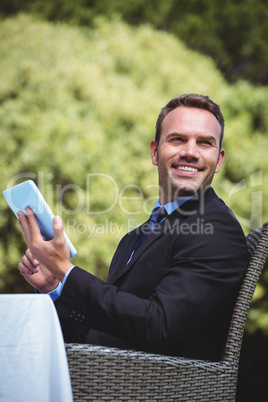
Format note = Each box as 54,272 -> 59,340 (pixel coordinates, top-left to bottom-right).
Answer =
18,249 -> 60,294
17,207 -> 73,281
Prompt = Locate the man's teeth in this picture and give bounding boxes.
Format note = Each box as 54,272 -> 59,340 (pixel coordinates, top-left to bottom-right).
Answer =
177,166 -> 198,172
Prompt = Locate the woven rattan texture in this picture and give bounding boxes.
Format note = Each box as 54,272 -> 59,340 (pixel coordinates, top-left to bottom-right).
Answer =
66,222 -> 268,401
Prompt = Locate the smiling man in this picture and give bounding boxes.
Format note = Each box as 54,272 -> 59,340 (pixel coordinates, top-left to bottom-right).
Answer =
18,94 -> 249,361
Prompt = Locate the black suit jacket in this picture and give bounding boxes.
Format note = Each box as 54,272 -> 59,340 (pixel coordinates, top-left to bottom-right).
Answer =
55,187 -> 249,361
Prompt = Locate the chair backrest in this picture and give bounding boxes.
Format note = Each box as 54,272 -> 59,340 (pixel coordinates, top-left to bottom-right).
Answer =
221,222 -> 268,366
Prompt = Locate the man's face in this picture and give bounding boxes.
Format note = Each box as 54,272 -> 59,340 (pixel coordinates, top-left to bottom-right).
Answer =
150,106 -> 225,204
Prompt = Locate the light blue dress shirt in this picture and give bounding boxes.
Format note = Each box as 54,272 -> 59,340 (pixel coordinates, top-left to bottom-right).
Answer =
152,196 -> 193,217
43,267 -> 74,301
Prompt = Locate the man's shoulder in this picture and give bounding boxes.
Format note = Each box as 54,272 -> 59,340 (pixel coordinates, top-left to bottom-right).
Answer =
175,186 -> 229,215
170,186 -> 244,236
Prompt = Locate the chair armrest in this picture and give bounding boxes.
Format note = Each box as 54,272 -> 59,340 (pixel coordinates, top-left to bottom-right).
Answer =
65,343 -> 237,400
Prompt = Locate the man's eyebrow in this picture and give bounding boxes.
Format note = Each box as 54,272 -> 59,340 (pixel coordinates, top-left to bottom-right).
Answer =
166,132 -> 186,139
166,133 -> 217,141
198,135 -> 217,143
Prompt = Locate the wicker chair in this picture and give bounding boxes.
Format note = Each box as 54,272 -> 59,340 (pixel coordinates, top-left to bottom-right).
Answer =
66,222 -> 268,401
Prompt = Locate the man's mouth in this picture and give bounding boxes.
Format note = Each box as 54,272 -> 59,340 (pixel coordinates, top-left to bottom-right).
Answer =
173,165 -> 199,173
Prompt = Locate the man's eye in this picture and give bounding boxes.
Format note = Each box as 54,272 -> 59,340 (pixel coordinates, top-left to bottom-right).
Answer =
201,140 -> 212,146
171,137 -> 183,142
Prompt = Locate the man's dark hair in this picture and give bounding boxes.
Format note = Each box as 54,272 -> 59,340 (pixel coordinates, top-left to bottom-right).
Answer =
155,94 -> 225,149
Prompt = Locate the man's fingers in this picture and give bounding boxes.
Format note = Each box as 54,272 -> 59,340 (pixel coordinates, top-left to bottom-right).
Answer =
18,255 -> 39,275
53,216 -> 71,259
24,207 -> 43,241
18,208 -> 42,244
25,248 -> 39,266
53,216 -> 65,242
18,260 -> 33,275
17,211 -> 31,246
18,208 -> 44,262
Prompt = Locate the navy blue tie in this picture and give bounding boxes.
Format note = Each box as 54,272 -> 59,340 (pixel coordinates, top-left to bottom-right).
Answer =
135,206 -> 167,251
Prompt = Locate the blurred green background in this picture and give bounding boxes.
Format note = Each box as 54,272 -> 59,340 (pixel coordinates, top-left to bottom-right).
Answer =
0,2 -> 268,400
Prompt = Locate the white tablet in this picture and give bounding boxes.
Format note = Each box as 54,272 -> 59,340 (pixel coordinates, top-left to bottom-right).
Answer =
3,180 -> 77,258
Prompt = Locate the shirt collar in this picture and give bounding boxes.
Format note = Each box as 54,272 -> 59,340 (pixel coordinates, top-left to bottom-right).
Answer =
152,195 -> 194,216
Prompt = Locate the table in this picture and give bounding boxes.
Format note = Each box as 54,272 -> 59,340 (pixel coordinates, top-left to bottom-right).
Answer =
0,294 -> 73,402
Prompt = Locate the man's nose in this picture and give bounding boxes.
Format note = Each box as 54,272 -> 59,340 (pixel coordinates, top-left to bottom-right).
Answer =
180,140 -> 199,159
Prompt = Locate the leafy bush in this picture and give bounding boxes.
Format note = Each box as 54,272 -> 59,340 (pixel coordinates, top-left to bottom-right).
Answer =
1,0 -> 268,84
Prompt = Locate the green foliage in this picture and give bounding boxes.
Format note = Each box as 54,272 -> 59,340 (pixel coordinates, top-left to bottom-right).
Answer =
1,0 -> 268,84
0,15 -> 268,335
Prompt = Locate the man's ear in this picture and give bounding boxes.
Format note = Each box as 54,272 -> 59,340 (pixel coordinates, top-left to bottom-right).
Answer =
150,140 -> 158,166
215,148 -> 225,173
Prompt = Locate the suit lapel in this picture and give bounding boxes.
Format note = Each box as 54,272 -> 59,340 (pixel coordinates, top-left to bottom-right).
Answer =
106,230 -> 138,284
107,214 -> 181,284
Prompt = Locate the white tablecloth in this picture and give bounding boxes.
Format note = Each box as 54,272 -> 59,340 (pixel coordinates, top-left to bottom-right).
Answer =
0,294 -> 73,402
